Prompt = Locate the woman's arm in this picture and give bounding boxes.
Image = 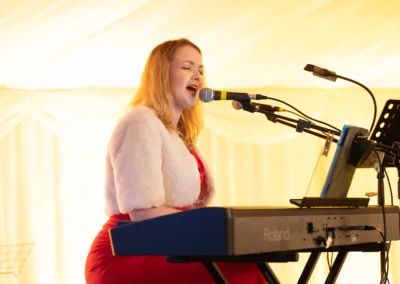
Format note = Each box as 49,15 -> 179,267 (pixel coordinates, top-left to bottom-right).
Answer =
109,109 -> 166,212
129,206 -> 181,222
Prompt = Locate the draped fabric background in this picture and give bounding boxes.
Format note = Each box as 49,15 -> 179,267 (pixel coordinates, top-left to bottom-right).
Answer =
1,1 -> 400,283
1,87 -> 399,284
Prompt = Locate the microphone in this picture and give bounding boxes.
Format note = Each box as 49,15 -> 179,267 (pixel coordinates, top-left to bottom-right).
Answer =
199,87 -> 268,103
304,64 -> 337,82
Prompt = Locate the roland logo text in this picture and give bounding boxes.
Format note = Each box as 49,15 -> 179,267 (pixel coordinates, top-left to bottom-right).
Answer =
264,228 -> 290,241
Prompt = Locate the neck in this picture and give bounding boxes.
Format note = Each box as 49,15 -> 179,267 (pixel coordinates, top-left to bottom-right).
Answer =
172,108 -> 182,128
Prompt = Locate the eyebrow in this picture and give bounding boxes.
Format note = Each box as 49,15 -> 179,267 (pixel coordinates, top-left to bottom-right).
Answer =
183,60 -> 203,68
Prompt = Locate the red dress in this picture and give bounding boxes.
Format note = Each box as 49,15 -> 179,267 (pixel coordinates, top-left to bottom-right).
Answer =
85,151 -> 266,284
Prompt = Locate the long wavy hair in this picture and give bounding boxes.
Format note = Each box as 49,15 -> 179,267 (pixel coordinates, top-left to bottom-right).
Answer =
130,38 -> 204,150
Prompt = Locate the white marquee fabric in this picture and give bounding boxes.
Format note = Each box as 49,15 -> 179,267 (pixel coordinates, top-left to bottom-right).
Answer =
1,0 -> 400,90
1,1 -> 400,283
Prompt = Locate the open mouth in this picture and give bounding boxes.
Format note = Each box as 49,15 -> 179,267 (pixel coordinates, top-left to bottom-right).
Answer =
186,85 -> 198,96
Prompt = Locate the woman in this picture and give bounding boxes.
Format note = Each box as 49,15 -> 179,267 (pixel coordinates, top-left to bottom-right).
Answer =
85,38 -> 266,283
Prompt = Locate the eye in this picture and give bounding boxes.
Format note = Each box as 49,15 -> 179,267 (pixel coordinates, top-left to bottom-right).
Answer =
181,66 -> 204,75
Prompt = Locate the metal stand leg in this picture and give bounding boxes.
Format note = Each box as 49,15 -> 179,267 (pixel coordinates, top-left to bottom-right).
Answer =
257,262 -> 280,284
298,251 -> 321,284
203,262 -> 228,284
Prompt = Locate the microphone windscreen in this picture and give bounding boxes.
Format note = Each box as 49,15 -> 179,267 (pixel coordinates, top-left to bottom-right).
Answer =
199,88 -> 214,103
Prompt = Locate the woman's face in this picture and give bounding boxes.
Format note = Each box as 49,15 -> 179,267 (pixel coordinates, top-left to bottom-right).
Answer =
169,45 -> 204,113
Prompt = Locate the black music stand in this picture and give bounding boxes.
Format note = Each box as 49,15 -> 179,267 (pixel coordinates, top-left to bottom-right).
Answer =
0,243 -> 33,279
370,99 -> 400,200
368,99 -> 400,282
370,100 -> 400,148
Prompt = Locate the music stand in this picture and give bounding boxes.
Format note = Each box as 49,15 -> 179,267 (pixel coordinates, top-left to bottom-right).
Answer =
0,243 -> 33,278
370,99 -> 400,163
370,99 -> 400,202
361,99 -> 400,282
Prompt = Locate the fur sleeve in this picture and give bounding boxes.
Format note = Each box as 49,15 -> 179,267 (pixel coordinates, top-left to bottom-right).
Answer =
108,109 -> 165,212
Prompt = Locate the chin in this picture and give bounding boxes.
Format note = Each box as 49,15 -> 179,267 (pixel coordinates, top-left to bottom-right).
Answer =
186,100 -> 197,109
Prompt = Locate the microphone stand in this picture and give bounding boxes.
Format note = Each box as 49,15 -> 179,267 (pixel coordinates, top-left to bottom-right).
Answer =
371,142 -> 400,283
239,99 -> 400,283
238,99 -> 341,142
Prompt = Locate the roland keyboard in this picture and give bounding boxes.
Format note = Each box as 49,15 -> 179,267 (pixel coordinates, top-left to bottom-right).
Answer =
109,206 -> 400,256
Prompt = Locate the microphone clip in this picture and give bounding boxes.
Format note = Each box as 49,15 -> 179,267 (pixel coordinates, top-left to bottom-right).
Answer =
249,102 -> 285,122
231,99 -> 256,113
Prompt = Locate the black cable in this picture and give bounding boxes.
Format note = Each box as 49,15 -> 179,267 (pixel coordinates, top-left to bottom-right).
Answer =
376,227 -> 391,284
385,169 -> 394,206
376,228 -> 385,242
285,110 -> 333,137
285,109 -> 312,122
374,151 -> 390,284
266,97 -> 341,132
384,168 -> 393,283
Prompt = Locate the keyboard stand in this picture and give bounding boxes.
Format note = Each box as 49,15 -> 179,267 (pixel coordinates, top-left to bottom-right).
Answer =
297,242 -> 387,284
167,251 -> 299,284
167,242 -> 387,284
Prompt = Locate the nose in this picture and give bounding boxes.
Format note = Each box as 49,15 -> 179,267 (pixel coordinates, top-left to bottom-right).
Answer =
192,69 -> 201,81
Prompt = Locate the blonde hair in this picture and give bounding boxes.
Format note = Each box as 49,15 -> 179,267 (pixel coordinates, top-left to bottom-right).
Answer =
130,38 -> 204,150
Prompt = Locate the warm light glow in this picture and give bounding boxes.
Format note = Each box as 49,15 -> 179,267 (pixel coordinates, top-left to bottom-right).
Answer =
1,1 -> 400,89
1,1 -> 400,284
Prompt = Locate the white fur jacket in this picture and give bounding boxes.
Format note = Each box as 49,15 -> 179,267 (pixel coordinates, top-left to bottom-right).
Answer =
104,105 -> 215,216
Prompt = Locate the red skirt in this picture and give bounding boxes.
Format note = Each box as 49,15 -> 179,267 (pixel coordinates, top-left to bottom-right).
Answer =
85,214 -> 267,284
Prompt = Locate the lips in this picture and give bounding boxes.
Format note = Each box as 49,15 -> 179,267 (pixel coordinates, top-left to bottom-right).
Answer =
186,84 -> 198,96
